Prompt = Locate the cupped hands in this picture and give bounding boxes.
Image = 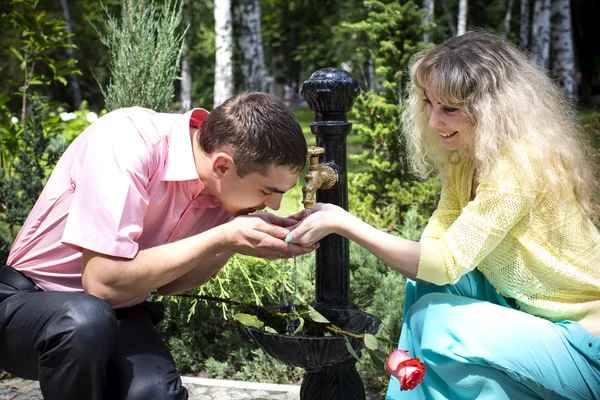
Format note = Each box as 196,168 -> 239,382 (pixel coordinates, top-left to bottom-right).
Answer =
224,212 -> 318,259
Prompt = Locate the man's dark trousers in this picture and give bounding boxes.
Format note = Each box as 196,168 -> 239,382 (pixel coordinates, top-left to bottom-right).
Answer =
0,268 -> 188,400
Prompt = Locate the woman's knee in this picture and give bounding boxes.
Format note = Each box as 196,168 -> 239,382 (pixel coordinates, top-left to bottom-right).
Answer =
410,292 -> 459,316
406,293 -> 469,354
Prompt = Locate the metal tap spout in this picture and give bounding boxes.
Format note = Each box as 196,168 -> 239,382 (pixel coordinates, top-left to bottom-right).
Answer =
302,147 -> 337,209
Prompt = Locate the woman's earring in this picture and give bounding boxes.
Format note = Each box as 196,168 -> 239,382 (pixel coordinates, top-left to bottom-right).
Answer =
449,151 -> 460,165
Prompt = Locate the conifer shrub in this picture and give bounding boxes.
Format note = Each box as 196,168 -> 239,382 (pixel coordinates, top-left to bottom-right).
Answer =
96,0 -> 185,112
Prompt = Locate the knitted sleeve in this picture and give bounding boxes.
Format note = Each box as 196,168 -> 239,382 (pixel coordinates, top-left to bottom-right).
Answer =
420,179 -> 461,241
417,179 -> 536,285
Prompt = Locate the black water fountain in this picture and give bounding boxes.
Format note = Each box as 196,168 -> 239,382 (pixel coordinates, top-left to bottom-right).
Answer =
245,68 -> 381,400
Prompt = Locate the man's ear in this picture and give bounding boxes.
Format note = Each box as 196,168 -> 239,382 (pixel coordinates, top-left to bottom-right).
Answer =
212,152 -> 235,177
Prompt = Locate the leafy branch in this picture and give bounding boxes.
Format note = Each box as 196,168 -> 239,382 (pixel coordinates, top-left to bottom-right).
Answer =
171,293 -> 397,367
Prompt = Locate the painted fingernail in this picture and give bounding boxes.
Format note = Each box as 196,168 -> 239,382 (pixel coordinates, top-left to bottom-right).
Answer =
285,235 -> 293,243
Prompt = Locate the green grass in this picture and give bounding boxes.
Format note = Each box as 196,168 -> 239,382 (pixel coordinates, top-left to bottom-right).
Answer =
578,105 -> 599,127
292,107 -> 367,173
270,108 -> 368,217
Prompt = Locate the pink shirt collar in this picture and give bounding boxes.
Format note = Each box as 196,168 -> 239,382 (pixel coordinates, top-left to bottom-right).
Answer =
161,108 -> 209,183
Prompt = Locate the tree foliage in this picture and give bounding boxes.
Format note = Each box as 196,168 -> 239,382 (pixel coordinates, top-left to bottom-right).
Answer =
342,0 -> 440,230
95,0 -> 186,112
1,0 -> 81,120
0,96 -> 67,264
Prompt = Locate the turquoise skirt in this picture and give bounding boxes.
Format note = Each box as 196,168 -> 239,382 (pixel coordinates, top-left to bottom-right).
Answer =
385,269 -> 600,399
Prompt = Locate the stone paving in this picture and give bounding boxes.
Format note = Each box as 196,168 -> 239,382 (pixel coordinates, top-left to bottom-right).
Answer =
0,376 -> 301,400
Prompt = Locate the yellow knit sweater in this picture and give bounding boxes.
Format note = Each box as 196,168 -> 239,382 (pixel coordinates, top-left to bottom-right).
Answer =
416,153 -> 600,338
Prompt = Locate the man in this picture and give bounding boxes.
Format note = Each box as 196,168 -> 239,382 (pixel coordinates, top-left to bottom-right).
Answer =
0,92 -> 315,399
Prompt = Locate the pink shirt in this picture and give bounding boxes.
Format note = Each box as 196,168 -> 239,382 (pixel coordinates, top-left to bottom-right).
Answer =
7,107 -> 232,308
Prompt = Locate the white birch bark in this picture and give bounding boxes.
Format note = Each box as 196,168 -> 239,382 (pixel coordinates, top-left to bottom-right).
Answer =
502,0 -> 514,38
422,0 -> 435,43
520,0 -> 530,49
214,0 -> 234,108
550,0 -> 577,101
235,0 -> 268,91
179,38 -> 192,111
531,0 -> 551,69
457,0 -> 468,36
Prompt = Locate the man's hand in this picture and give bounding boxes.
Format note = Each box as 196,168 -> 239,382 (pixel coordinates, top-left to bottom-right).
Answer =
221,214 -> 318,259
252,211 -> 301,229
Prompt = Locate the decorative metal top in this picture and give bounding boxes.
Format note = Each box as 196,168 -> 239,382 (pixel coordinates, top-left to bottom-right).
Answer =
300,68 -> 360,120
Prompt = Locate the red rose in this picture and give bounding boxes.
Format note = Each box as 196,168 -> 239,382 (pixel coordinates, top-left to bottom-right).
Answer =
385,349 -> 426,391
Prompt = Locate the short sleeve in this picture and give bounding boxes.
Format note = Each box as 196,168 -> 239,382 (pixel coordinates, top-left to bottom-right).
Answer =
62,114 -> 156,259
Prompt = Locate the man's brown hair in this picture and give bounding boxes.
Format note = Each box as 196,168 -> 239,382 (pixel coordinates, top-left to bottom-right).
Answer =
198,92 -> 307,177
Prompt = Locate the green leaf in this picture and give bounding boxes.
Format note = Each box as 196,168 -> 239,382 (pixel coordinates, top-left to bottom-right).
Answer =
307,305 -> 330,324
369,349 -> 388,373
364,333 -> 378,351
6,47 -> 24,62
375,335 -> 394,345
344,337 -> 361,362
264,326 -> 278,334
293,316 -> 305,335
233,313 -> 264,329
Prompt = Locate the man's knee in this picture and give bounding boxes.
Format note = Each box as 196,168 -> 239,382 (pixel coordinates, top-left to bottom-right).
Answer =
44,293 -> 117,357
125,372 -> 188,400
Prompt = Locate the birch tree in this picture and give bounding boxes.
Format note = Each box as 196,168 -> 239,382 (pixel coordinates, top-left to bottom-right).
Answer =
531,0 -> 551,69
440,0 -> 457,36
550,0 -> 577,101
502,0 -> 515,38
457,0 -> 468,36
422,0 -> 435,43
214,0 -> 234,107
520,0 -> 530,49
179,38 -> 192,111
234,0 -> 268,91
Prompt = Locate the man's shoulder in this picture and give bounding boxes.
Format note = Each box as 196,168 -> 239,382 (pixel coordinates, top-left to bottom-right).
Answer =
99,107 -> 175,145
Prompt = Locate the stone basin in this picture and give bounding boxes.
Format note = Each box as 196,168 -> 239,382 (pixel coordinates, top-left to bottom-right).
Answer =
244,304 -> 381,372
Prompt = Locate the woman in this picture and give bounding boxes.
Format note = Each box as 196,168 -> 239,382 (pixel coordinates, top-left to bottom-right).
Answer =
287,31 -> 600,399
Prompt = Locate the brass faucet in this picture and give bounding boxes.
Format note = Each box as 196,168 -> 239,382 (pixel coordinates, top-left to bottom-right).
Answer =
302,146 -> 337,209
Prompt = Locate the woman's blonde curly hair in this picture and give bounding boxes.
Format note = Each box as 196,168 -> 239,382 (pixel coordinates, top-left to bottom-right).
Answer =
403,31 -> 600,220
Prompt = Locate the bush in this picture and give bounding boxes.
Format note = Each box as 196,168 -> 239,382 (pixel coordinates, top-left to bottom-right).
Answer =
157,251 -> 316,383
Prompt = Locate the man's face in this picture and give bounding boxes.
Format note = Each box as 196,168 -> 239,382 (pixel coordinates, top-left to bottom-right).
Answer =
218,164 -> 299,216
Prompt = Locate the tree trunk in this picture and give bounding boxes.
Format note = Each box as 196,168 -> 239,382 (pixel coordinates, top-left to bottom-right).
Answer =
422,0 -> 435,43
440,0 -> 457,36
550,0 -> 577,101
179,38 -> 192,111
571,0 -> 600,105
502,0 -> 515,38
520,0 -> 530,49
59,0 -> 82,109
214,0 -> 234,108
234,0 -> 267,91
457,0 -> 468,36
531,0 -> 551,69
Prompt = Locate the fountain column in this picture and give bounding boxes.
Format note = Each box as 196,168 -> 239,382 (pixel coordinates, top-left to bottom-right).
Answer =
301,67 -> 360,307
244,68 -> 379,400
299,68 -> 366,398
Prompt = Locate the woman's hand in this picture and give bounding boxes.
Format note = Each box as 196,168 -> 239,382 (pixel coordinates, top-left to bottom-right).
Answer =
285,203 -> 348,246
222,214 -> 318,259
